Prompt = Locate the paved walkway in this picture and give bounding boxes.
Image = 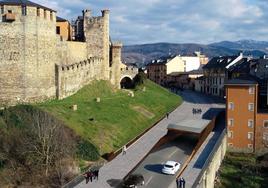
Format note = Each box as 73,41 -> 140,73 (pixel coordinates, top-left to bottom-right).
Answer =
74,91 -> 223,188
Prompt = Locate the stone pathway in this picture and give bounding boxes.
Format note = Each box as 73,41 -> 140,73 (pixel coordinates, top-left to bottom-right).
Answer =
74,91 -> 223,188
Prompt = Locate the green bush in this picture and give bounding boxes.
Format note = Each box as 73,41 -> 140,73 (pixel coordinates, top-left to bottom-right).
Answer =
77,140 -> 100,161
133,72 -> 147,87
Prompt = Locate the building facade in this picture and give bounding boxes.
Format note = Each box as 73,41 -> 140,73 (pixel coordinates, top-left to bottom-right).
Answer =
0,0 -> 134,106
147,53 -> 207,87
202,54 -> 243,97
56,16 -> 72,41
226,79 -> 268,153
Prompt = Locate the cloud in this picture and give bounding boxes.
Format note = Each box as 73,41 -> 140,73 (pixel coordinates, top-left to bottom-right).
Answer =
33,0 -> 268,44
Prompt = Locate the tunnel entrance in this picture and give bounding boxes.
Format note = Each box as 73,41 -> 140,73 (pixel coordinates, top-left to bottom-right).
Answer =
120,77 -> 134,89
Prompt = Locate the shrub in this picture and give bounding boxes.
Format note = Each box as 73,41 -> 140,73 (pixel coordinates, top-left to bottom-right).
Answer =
133,72 -> 147,87
77,140 -> 100,161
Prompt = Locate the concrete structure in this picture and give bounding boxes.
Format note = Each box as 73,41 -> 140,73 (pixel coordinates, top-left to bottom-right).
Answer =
0,0 -> 137,106
56,16 -> 72,41
195,133 -> 227,188
225,79 -> 268,153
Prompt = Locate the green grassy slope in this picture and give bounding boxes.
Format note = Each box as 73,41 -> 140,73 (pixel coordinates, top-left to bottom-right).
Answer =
37,80 -> 182,155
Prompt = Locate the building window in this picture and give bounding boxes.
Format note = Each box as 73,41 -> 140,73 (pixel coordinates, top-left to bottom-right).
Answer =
263,121 -> 268,128
228,102 -> 234,110
248,103 -> 254,112
1,5 -> 4,14
56,26 -> 60,34
8,10 -> 12,13
249,87 -> 255,95
228,131 -> 233,138
248,132 -> 254,140
21,5 -> 27,16
37,8 -> 40,16
228,118 -> 234,127
248,119 -> 254,128
248,144 -> 253,149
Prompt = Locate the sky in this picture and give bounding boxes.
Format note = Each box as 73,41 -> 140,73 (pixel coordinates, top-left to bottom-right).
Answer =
35,0 -> 268,45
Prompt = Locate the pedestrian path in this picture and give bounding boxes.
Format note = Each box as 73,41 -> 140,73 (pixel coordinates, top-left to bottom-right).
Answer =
74,91 -> 223,188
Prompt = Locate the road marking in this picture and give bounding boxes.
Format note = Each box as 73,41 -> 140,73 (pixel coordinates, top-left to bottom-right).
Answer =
146,176 -> 153,186
168,150 -> 178,158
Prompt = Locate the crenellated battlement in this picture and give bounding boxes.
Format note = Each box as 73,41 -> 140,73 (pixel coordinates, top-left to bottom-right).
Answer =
88,16 -> 104,24
60,57 -> 103,72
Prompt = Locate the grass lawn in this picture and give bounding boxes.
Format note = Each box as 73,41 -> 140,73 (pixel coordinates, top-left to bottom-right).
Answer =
37,80 -> 182,155
216,152 -> 268,188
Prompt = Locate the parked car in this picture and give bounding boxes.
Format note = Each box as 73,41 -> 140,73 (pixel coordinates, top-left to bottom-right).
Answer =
122,174 -> 145,188
162,161 -> 181,175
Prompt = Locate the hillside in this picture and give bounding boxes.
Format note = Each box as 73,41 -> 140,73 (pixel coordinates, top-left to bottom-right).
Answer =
0,79 -> 181,187
37,80 -> 182,155
123,40 -> 267,67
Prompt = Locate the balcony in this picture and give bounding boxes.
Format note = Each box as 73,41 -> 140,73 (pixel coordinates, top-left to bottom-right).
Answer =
4,13 -> 15,22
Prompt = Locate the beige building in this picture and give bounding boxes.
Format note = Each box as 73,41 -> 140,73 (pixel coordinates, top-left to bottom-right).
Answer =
147,53 -> 207,87
56,16 -> 72,41
147,55 -> 184,85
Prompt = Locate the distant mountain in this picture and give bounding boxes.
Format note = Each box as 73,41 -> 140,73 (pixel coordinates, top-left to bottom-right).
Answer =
122,40 -> 267,67
210,40 -> 268,52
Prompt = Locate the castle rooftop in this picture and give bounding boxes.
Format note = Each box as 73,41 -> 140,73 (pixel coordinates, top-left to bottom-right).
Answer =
0,0 -> 56,12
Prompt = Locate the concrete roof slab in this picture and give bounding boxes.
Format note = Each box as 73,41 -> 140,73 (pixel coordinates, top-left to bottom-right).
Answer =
168,119 -> 211,134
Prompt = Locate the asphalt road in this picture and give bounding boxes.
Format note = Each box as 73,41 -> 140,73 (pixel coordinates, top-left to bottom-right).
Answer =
124,135 -> 198,188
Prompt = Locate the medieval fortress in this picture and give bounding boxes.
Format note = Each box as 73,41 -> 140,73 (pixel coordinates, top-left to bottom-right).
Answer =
0,0 -> 137,106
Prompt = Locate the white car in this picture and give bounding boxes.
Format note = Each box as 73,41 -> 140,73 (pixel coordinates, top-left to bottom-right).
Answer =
162,161 -> 181,175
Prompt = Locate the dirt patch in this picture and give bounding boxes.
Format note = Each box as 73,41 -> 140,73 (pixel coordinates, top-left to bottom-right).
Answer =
132,106 -> 155,119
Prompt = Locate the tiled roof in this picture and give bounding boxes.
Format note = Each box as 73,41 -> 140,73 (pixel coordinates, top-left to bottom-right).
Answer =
228,58 -> 249,73
0,0 -> 56,12
56,16 -> 68,22
203,56 -> 238,69
148,55 -> 177,66
225,77 -> 258,85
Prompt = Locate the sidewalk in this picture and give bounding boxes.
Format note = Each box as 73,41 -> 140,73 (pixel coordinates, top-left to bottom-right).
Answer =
74,91 -> 223,188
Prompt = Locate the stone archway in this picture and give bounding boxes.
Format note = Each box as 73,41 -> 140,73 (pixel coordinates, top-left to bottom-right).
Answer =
120,76 -> 134,89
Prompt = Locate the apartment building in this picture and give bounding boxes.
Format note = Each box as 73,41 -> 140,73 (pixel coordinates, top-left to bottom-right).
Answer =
202,53 -> 243,97
147,52 -> 207,86
147,55 -> 184,86
226,78 -> 268,153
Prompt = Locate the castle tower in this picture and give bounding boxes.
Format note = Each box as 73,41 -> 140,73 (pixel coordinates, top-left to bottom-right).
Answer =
0,0 -> 57,105
83,9 -> 110,80
110,42 -> 123,87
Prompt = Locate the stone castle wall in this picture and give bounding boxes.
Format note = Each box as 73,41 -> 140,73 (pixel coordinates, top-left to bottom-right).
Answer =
0,5 -> 128,106
56,57 -> 103,99
0,6 -> 57,105
57,40 -> 87,65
